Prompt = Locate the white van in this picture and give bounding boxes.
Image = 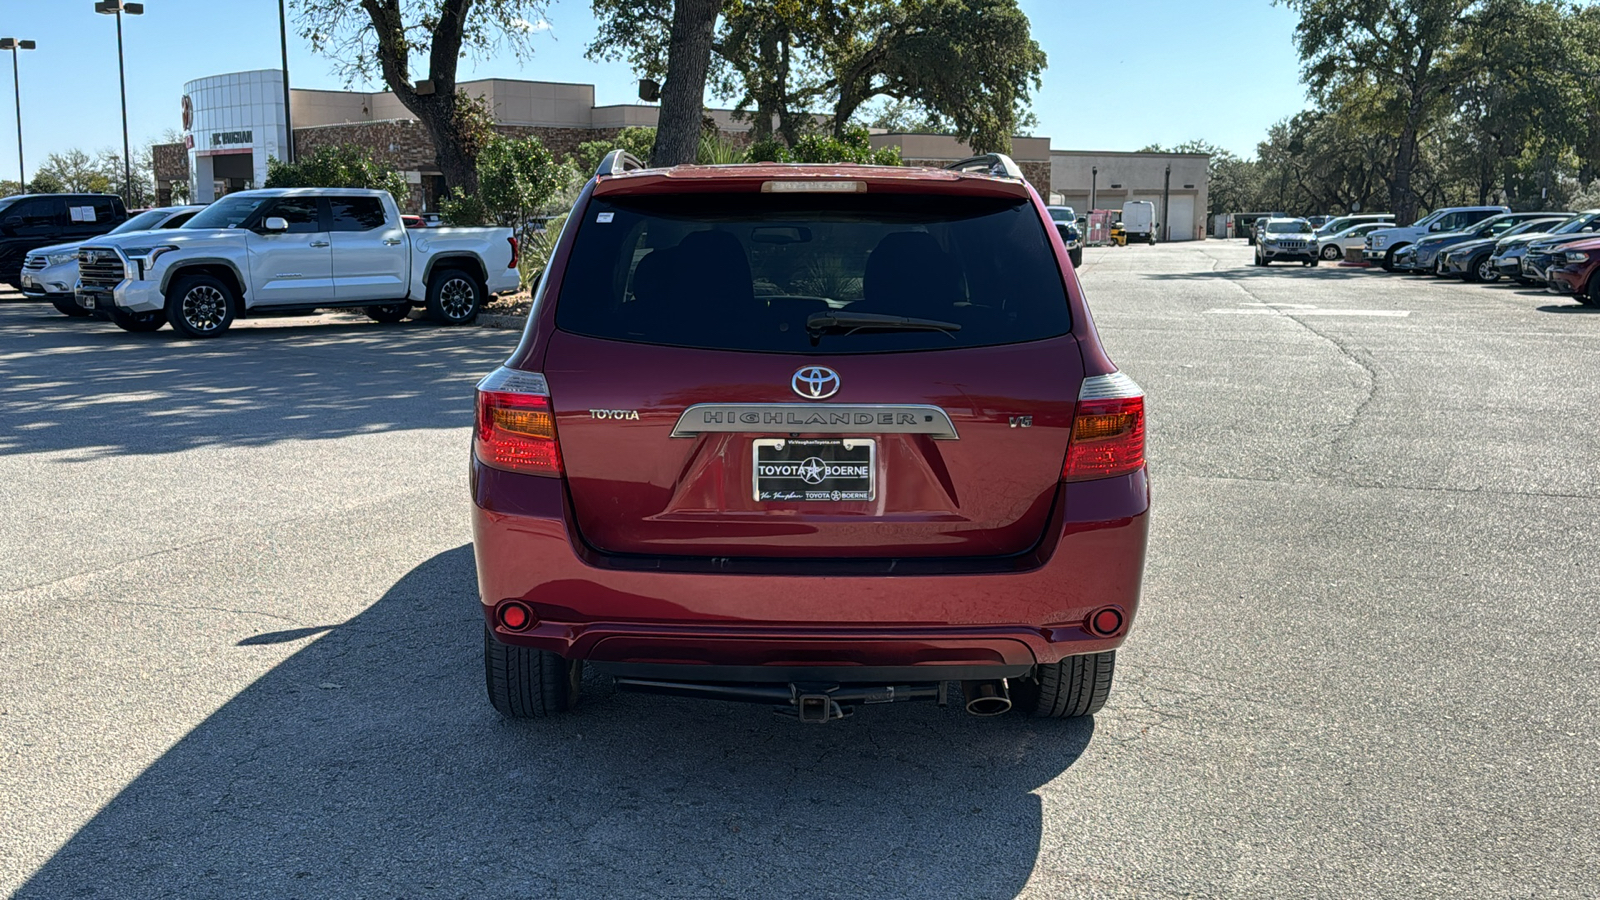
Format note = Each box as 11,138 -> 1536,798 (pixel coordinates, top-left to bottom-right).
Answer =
1121,201 -> 1156,244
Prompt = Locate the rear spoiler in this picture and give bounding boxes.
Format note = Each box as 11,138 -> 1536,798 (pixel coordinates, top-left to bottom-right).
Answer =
945,153 -> 1024,180
595,150 -> 647,178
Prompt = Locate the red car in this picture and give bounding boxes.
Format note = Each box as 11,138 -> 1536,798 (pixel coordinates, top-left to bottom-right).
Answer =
1544,235 -> 1600,305
473,152 -> 1149,723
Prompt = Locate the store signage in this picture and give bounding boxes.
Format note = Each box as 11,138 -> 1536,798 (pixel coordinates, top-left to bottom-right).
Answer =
181,94 -> 193,131
212,130 -> 253,147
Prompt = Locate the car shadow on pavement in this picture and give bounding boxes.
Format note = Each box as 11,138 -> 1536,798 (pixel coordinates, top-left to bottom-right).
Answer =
1535,303 -> 1600,313
0,305 -> 517,458
16,545 -> 1094,899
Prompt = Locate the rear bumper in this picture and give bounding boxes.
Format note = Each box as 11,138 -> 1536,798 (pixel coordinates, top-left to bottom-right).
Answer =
472,463 -> 1150,673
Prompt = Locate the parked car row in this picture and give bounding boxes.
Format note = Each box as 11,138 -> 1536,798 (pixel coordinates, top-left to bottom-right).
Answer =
5,188 -> 521,337
1248,204 -> 1600,305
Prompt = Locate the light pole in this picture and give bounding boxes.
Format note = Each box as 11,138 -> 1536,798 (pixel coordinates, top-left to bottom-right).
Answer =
95,1 -> 144,206
0,38 -> 35,189
1161,163 -> 1171,243
278,0 -> 293,163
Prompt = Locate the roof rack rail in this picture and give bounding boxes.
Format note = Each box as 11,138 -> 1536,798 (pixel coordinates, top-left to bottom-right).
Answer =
945,153 -> 1024,179
596,149 -> 647,178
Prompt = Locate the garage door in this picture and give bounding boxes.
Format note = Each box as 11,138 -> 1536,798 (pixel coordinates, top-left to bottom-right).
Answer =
1165,195 -> 1195,242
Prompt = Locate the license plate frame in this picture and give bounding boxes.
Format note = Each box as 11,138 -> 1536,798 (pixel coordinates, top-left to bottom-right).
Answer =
752,438 -> 875,502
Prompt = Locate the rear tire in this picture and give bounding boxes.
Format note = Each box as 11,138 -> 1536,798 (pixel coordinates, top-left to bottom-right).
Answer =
425,267 -> 482,325
51,296 -> 92,317
1069,247 -> 1082,268
1308,258 -> 1319,267
165,273 -> 237,338
1469,254 -> 1498,283
366,303 -> 410,323
1320,244 -> 1342,261
484,627 -> 582,718
109,306 -> 165,332
1010,651 -> 1116,718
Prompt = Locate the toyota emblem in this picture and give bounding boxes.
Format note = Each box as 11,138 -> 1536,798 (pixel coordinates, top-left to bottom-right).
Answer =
791,366 -> 840,400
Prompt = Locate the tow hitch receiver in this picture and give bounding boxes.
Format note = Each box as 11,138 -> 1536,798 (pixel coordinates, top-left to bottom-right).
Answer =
794,687 -> 846,723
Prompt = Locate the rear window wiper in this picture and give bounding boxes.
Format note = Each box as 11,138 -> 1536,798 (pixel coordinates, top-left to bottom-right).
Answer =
805,311 -> 962,341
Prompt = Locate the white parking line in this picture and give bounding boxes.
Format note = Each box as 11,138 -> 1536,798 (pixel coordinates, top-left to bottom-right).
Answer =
1205,308 -> 1411,317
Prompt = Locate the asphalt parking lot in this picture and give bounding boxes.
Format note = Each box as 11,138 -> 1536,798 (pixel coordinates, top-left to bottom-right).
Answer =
3,242 -> 1598,898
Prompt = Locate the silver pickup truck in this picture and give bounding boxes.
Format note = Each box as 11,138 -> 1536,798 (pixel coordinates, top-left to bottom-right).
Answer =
75,188 -> 519,337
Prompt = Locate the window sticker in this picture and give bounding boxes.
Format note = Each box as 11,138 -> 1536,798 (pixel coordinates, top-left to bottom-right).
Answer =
596,212 -> 614,223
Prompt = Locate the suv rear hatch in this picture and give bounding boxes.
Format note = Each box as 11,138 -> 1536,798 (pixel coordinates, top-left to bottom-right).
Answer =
542,177 -> 1082,559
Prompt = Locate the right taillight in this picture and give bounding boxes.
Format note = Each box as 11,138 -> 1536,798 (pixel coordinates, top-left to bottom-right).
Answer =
1063,372 -> 1145,482
475,367 -> 562,477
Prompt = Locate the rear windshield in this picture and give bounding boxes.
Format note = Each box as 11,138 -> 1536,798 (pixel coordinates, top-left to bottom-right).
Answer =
553,193 -> 1071,354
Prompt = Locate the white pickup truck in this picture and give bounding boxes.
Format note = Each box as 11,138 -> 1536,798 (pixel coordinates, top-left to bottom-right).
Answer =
74,188 -> 519,337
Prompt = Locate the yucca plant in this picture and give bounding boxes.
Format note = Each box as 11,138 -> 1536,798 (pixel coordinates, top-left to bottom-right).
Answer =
697,132 -> 748,165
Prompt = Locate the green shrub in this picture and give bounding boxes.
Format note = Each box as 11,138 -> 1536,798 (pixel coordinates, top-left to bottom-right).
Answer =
572,126 -> 657,175
742,126 -> 901,166
439,188 -> 490,227
265,145 -> 410,208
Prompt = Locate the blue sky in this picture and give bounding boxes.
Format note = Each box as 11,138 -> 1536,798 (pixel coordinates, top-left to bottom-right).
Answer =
0,0 -> 1310,181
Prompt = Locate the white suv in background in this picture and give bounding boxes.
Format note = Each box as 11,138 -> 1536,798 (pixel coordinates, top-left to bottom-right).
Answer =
23,205 -> 204,317
1253,218 -> 1320,266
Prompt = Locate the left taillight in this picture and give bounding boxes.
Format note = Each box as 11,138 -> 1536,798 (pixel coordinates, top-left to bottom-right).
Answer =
1063,372 -> 1145,482
507,236 -> 519,270
474,367 -> 562,477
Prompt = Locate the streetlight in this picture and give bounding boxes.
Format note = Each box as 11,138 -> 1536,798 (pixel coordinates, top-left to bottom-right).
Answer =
95,1 -> 144,206
278,0 -> 293,163
0,38 -> 35,189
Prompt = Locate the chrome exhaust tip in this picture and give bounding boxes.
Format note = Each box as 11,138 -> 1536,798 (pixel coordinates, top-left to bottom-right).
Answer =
962,679 -> 1012,716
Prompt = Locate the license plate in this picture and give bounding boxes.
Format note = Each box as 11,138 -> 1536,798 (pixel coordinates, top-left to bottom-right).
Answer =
753,438 -> 875,502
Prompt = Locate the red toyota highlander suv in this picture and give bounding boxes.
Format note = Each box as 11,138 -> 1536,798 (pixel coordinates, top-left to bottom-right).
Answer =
473,152 -> 1149,723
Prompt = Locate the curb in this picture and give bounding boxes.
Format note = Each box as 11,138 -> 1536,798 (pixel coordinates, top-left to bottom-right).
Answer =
477,314 -> 528,329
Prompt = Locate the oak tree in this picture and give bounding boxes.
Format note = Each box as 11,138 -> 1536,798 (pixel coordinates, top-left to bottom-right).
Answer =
293,0 -> 551,193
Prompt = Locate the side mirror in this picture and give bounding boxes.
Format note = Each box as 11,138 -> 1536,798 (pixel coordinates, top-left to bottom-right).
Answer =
261,217 -> 289,233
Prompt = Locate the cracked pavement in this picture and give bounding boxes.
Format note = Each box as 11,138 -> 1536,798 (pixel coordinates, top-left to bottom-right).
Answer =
3,244 -> 1598,898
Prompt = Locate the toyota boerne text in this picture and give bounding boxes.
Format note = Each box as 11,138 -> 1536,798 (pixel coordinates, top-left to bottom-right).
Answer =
473,152 -> 1149,724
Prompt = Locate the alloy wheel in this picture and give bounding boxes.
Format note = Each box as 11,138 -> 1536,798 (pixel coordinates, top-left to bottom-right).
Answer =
439,277 -> 477,320
181,286 -> 228,333
1477,258 -> 1497,282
